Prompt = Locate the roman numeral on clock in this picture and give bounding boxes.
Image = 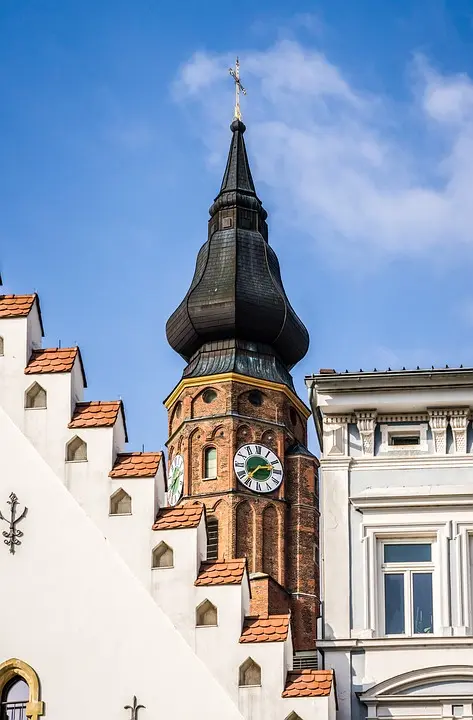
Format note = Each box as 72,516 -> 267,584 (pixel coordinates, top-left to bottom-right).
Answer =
235,462 -> 244,468
255,445 -> 262,454
237,470 -> 246,479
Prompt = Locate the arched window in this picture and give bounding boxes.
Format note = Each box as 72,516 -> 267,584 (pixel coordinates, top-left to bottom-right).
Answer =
25,382 -> 47,409
0,659 -> 44,720
207,516 -> 219,561
196,599 -> 217,627
152,541 -> 173,568
0,337 -> 4,356
66,436 -> 87,462
110,488 -> 132,515
204,447 -> 217,479
1,677 -> 28,717
239,658 -> 261,687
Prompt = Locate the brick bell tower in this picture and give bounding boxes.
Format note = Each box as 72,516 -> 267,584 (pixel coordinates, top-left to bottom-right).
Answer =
165,117 -> 319,653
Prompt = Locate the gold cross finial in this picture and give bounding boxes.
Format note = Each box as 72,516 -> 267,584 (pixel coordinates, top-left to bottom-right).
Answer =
229,57 -> 246,121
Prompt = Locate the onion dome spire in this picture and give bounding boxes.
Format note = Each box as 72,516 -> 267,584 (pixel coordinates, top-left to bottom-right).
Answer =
166,119 -> 309,388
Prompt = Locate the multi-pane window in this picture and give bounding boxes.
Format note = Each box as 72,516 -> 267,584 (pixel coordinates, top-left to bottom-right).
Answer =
382,542 -> 433,635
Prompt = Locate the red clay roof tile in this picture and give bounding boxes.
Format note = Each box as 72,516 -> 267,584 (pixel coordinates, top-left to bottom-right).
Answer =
282,670 -> 333,698
0,294 -> 36,319
153,504 -> 203,531
70,401 -> 121,429
195,559 -> 246,587
110,452 -> 163,478
240,615 -> 290,643
25,347 -> 78,374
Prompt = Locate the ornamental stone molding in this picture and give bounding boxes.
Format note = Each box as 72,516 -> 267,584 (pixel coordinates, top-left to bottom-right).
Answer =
355,410 -> 377,457
450,408 -> 470,454
377,413 -> 429,423
427,409 -> 449,454
323,415 -> 352,456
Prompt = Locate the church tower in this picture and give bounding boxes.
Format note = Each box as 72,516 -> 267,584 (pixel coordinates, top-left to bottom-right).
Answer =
165,117 -> 319,653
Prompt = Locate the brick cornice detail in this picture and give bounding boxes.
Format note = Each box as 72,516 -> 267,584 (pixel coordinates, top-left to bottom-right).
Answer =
164,372 -> 311,419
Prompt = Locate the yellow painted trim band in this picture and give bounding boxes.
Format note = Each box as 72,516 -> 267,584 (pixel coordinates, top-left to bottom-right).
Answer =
164,372 -> 311,418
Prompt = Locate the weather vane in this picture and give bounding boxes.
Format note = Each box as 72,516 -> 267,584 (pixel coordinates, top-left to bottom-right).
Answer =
229,57 -> 246,121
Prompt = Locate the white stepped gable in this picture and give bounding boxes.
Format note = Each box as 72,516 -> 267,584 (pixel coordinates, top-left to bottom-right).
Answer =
0,405 -> 244,720
0,292 -> 335,720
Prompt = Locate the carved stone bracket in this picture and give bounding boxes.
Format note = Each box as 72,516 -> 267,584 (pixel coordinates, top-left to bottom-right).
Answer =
356,410 -> 377,456
428,409 -> 449,454
450,408 -> 470,454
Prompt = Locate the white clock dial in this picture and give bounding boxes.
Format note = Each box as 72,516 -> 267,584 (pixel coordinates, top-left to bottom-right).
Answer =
167,454 -> 184,507
234,443 -> 283,494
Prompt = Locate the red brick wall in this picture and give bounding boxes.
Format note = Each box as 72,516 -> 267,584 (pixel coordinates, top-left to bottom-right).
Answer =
166,376 -> 319,651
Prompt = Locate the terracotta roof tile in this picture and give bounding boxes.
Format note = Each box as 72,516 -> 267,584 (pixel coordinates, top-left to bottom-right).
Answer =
195,559 -> 246,587
0,294 -> 36,319
25,347 -> 78,374
240,615 -> 290,643
70,401 -> 121,429
110,452 -> 163,478
152,504 -> 203,531
282,670 -> 333,698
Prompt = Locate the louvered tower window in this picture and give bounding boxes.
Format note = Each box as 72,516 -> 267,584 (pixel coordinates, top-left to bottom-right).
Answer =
207,516 -> 218,561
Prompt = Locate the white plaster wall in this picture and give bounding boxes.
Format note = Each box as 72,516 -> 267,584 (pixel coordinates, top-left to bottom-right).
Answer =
0,405 -> 244,720
151,523 -> 206,645
0,317 -> 34,427
321,463 -> 351,639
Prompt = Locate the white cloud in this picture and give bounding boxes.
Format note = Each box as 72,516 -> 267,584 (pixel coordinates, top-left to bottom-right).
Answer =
174,39 -> 473,260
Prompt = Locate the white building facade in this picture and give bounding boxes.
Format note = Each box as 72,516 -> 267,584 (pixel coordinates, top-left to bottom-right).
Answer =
306,368 -> 473,720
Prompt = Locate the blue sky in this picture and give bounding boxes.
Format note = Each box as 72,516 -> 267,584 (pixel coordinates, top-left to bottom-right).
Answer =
2,0 -> 473,450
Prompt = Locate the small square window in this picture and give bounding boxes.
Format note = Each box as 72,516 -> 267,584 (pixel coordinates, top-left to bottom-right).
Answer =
222,216 -> 233,228
453,707 -> 464,718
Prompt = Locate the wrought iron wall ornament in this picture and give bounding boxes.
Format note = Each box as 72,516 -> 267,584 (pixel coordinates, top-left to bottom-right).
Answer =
125,696 -> 145,719
0,493 -> 27,554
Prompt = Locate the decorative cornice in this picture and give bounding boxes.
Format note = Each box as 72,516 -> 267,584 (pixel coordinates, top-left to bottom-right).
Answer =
351,489 -> 473,510
316,637 -> 473,650
350,454 -> 473,471
164,372 -> 311,419
323,414 -> 355,425
377,413 -> 429,422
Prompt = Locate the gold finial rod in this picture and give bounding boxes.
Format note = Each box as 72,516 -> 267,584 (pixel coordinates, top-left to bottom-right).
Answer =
229,57 -> 246,121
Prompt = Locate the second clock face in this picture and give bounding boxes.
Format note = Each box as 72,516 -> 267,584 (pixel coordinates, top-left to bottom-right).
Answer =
168,454 -> 184,507
234,443 -> 283,494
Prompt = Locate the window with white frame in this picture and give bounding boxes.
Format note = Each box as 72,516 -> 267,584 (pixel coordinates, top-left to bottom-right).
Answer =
381,541 -> 434,635
380,423 -> 428,453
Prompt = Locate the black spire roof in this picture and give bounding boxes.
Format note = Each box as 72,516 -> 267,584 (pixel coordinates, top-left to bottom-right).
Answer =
166,119 -> 309,388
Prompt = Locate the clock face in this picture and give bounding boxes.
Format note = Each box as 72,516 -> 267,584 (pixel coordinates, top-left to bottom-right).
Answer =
167,454 -> 184,507
234,443 -> 283,494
